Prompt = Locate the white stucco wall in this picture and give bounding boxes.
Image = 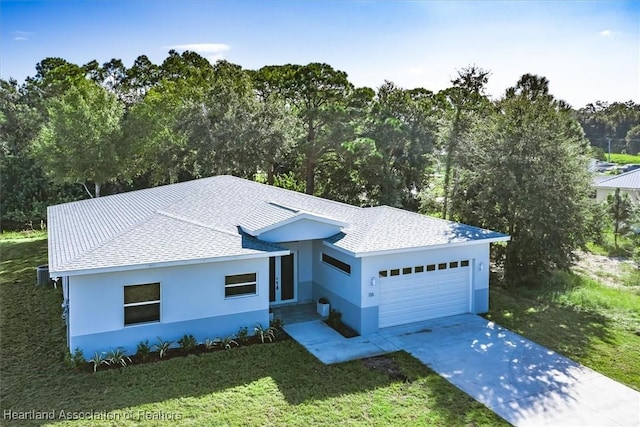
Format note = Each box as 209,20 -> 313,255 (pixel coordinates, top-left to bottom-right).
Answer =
68,257 -> 269,338
359,243 -> 490,309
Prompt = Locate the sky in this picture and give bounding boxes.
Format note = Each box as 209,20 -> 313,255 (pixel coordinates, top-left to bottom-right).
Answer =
1,0 -> 638,108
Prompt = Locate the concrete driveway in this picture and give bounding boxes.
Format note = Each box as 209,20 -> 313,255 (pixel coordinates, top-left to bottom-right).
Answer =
285,314 -> 640,426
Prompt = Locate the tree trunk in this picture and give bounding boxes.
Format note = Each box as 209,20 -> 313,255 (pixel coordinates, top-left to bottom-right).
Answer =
305,157 -> 315,195
442,109 -> 461,220
267,164 -> 275,185
95,182 -> 101,198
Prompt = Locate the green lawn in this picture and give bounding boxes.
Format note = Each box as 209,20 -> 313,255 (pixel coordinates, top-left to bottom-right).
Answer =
0,235 -> 505,426
607,153 -> 640,164
485,271 -> 640,390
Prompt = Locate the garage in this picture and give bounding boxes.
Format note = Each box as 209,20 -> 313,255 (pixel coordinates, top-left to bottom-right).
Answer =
378,259 -> 472,328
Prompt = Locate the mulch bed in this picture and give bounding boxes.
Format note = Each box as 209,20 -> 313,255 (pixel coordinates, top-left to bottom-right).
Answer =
323,320 -> 359,338
74,328 -> 290,373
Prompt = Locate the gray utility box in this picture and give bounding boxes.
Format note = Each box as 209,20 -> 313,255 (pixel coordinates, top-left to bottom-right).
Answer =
36,265 -> 50,286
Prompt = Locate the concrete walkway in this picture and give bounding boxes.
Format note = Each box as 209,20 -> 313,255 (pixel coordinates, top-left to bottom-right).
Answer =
284,314 -> 640,426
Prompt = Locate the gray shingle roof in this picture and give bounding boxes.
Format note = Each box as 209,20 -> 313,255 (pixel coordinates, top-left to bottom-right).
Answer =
594,169 -> 640,190
48,175 -> 508,274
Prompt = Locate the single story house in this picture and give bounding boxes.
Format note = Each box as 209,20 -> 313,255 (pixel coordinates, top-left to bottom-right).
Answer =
47,175 -> 510,355
594,169 -> 640,202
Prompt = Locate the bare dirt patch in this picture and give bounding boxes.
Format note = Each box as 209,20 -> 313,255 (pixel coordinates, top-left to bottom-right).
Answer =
362,355 -> 409,382
573,251 -> 636,288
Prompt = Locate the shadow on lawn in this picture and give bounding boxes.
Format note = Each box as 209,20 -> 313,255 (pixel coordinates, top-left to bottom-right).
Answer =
485,278 -> 617,360
1,238 -> 495,426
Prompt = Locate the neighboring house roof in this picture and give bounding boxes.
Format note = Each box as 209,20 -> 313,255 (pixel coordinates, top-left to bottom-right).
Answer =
48,175 -> 509,275
594,169 -> 640,190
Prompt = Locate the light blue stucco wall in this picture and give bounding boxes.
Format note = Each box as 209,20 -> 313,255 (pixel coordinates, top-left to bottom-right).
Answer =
67,257 -> 270,355
258,218 -> 342,243
72,310 -> 267,356
310,241 -> 365,333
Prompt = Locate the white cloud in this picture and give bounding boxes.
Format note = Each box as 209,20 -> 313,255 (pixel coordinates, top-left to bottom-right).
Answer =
12,31 -> 33,41
166,43 -> 230,63
599,30 -> 612,36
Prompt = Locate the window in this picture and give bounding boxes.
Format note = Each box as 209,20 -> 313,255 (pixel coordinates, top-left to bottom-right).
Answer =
390,269 -> 400,276
402,267 -> 412,275
426,264 -> 436,272
449,261 -> 459,269
225,273 -> 257,297
124,283 -> 160,326
438,263 -> 447,270
322,253 -> 351,275
379,270 -> 388,278
461,260 -> 470,267
415,265 -> 424,273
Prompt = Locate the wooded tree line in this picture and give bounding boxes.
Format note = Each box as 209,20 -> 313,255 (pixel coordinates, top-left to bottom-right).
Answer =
1,51 -> 638,284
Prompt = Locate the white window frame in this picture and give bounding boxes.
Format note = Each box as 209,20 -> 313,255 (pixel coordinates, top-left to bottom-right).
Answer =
224,273 -> 258,299
124,282 -> 161,327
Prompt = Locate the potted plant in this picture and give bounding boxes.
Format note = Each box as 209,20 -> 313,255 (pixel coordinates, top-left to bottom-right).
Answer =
317,297 -> 330,317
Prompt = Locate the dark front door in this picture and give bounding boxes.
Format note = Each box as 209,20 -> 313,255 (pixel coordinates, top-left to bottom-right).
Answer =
269,254 -> 295,303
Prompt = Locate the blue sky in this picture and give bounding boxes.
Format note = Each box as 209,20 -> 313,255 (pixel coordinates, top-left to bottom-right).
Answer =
1,0 -> 638,108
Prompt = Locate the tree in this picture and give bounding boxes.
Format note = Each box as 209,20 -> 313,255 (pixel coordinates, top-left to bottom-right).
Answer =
32,79 -> 125,197
438,66 -> 492,220
255,63 -> 357,195
577,101 -> 640,154
625,125 -> 640,155
450,74 -> 592,285
606,188 -> 634,251
0,78 -> 84,226
355,81 -> 437,208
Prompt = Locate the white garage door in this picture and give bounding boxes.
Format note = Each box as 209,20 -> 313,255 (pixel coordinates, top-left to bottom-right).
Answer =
378,260 -> 471,328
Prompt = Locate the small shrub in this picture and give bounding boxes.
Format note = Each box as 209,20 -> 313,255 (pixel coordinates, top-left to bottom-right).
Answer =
254,323 -> 276,343
89,352 -> 109,373
327,308 -> 342,329
270,317 -> 284,330
178,334 -> 197,351
204,338 -> 219,350
236,326 -> 249,343
153,337 -> 174,359
220,336 -> 239,350
136,340 -> 151,360
70,347 -> 85,368
105,347 -> 131,368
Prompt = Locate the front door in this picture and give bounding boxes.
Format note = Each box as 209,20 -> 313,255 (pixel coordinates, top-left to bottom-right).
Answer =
269,253 -> 295,303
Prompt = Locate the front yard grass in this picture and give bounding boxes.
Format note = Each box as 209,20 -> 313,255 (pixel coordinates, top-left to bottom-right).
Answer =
486,271 -> 640,390
607,153 -> 640,165
1,235 -> 505,426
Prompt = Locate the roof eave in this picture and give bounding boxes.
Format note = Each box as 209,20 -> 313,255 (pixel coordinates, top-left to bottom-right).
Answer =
324,235 -> 511,258
49,249 -> 291,278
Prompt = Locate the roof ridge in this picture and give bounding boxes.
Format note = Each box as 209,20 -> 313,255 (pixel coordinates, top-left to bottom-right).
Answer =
156,210 -> 239,237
